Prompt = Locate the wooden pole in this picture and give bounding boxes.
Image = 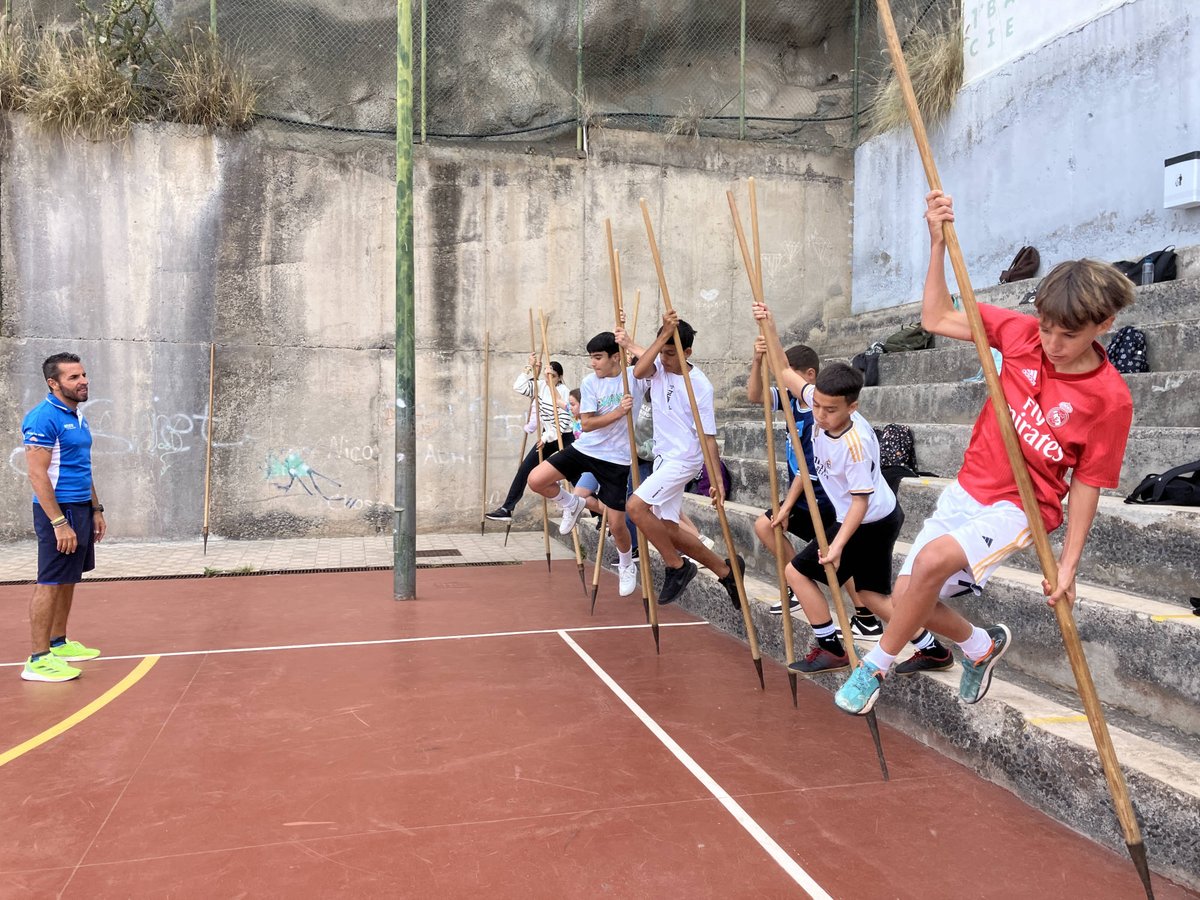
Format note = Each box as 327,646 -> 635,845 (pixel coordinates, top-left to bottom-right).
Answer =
730,183 -> 888,779
590,508 -> 608,614
530,309 -> 552,573
202,342 -> 216,555
480,330 -> 491,535
540,309 -> 589,594
760,364 -> 798,707
875,1 -> 1151,888
605,225 -> 660,652
638,201 -> 763,688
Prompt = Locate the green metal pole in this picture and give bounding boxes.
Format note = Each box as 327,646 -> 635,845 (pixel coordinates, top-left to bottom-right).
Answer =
738,0 -> 746,140
395,0 -> 417,599
209,0 -> 216,37
852,0 -> 861,144
419,0 -> 427,143
576,0 -> 584,152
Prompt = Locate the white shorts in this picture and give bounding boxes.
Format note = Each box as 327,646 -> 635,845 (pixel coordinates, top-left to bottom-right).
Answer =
633,457 -> 700,524
899,479 -> 1033,599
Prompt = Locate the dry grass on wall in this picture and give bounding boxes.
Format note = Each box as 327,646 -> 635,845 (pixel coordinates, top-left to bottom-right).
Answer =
163,28 -> 259,130
0,17 -> 31,110
24,30 -> 141,141
865,11 -> 964,138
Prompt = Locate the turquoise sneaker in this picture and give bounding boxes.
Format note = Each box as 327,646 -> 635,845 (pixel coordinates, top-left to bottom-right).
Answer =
22,654 -> 81,683
49,639 -> 101,662
834,659 -> 885,715
959,624 -> 1011,704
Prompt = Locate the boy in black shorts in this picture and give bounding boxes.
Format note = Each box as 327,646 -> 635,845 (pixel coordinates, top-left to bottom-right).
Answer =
528,332 -> 639,596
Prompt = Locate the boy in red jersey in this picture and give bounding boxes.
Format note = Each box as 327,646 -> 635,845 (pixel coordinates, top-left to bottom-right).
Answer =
836,190 -> 1135,715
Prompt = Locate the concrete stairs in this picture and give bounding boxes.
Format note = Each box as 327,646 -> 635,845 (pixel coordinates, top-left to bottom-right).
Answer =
559,263 -> 1200,889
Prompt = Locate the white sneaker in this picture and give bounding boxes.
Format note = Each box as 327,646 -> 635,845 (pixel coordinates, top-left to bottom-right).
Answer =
559,495 -> 586,535
618,561 -> 638,596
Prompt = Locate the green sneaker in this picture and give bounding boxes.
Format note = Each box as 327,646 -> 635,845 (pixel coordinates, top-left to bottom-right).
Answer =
959,624 -> 1011,704
22,654 -> 82,683
49,639 -> 101,662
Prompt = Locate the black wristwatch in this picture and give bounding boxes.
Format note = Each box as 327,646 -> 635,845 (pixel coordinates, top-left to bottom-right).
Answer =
92,504 -> 105,513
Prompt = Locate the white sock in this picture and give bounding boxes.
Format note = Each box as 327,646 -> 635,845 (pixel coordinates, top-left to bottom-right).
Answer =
618,548 -> 633,567
957,626 -> 993,662
864,645 -> 897,672
552,487 -> 573,509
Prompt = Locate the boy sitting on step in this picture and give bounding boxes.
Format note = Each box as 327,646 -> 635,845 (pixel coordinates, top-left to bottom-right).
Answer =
746,337 -> 884,640
835,190 -> 1135,715
618,312 -> 744,608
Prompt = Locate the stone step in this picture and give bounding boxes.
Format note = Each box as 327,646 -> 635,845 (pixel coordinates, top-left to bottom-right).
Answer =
803,263 -> 1200,359
874,319 -> 1200,386
854,370 -> 1200,429
707,471 -> 1200,610
559,519 -> 1200,891
720,421 -> 1200,499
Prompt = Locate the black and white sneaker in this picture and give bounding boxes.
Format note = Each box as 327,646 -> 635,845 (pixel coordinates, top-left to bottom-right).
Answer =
658,560 -> 698,605
770,588 -> 800,616
718,556 -> 746,611
850,615 -> 884,640
484,507 -> 512,522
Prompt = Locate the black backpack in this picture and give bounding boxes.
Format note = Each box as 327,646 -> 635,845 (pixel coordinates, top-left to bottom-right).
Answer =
851,349 -> 881,387
877,423 -> 916,470
1107,326 -> 1149,374
1113,246 -> 1177,285
1000,245 -> 1040,283
1124,461 -> 1200,507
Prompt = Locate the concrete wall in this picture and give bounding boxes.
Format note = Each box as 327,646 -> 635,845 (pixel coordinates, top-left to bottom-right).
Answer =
852,0 -> 1200,311
1,119 -> 851,540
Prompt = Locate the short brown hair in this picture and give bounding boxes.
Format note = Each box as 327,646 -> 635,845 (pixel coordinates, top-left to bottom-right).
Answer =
785,344 -> 819,374
1034,260 -> 1133,330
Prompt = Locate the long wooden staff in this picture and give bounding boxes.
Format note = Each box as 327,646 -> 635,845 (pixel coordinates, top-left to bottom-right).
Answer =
540,308 -> 588,595
590,291 -> 643,614
639,200 -> 763,688
202,341 -> 216,554
760,363 -> 798,707
875,0 -> 1151,889
529,309 -> 552,573
605,222 -> 660,653
480,330 -> 491,535
730,182 -> 889,779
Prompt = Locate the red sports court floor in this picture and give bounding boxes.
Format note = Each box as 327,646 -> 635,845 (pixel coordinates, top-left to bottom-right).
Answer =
1,563 -> 1194,898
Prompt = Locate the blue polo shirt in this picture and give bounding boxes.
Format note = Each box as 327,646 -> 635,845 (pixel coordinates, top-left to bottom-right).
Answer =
21,394 -> 93,504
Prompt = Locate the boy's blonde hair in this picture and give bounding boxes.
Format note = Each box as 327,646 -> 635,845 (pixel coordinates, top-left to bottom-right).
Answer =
1033,259 -> 1134,330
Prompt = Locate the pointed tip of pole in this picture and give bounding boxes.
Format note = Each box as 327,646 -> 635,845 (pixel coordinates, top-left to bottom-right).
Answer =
577,562 -> 587,586
788,672 -> 798,708
754,656 -> 765,691
479,521 -> 485,536
545,553 -> 552,574
202,530 -> 209,556
642,597 -> 650,624
590,586 -> 599,616
652,622 -> 660,655
865,711 -> 890,782
503,524 -> 513,547
1126,840 -> 1155,900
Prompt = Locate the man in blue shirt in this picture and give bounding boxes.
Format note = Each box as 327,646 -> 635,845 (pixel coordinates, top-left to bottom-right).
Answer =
20,353 -> 106,683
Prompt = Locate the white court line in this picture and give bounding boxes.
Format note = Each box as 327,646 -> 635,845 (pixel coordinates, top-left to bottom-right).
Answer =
558,630 -> 833,900
0,621 -> 709,668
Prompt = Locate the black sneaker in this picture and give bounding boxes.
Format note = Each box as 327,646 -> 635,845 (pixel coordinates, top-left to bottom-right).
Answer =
484,507 -> 512,522
788,644 -> 850,675
850,615 -> 884,640
658,560 -> 698,605
717,556 -> 746,611
894,643 -> 955,675
769,587 -> 799,616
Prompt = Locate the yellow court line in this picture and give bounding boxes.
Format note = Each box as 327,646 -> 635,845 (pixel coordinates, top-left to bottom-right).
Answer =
1151,613 -> 1199,621
1027,713 -> 1088,726
0,655 -> 160,768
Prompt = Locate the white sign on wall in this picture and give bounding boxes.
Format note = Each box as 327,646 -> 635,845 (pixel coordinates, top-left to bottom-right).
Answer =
962,0 -> 1130,83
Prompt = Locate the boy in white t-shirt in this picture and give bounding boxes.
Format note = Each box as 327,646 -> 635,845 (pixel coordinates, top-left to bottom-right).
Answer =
528,332 -> 639,596
620,311 -> 744,607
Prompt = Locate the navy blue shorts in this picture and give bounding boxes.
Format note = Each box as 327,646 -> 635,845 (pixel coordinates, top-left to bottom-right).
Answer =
34,502 -> 96,585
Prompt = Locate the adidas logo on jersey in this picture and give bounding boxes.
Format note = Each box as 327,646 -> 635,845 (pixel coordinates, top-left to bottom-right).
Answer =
982,536 -> 993,547
1022,368 -> 1038,386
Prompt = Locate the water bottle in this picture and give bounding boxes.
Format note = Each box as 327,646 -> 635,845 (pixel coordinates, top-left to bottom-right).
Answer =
1141,259 -> 1154,286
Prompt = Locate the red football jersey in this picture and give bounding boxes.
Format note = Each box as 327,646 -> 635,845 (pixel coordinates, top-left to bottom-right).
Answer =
956,305 -> 1132,531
